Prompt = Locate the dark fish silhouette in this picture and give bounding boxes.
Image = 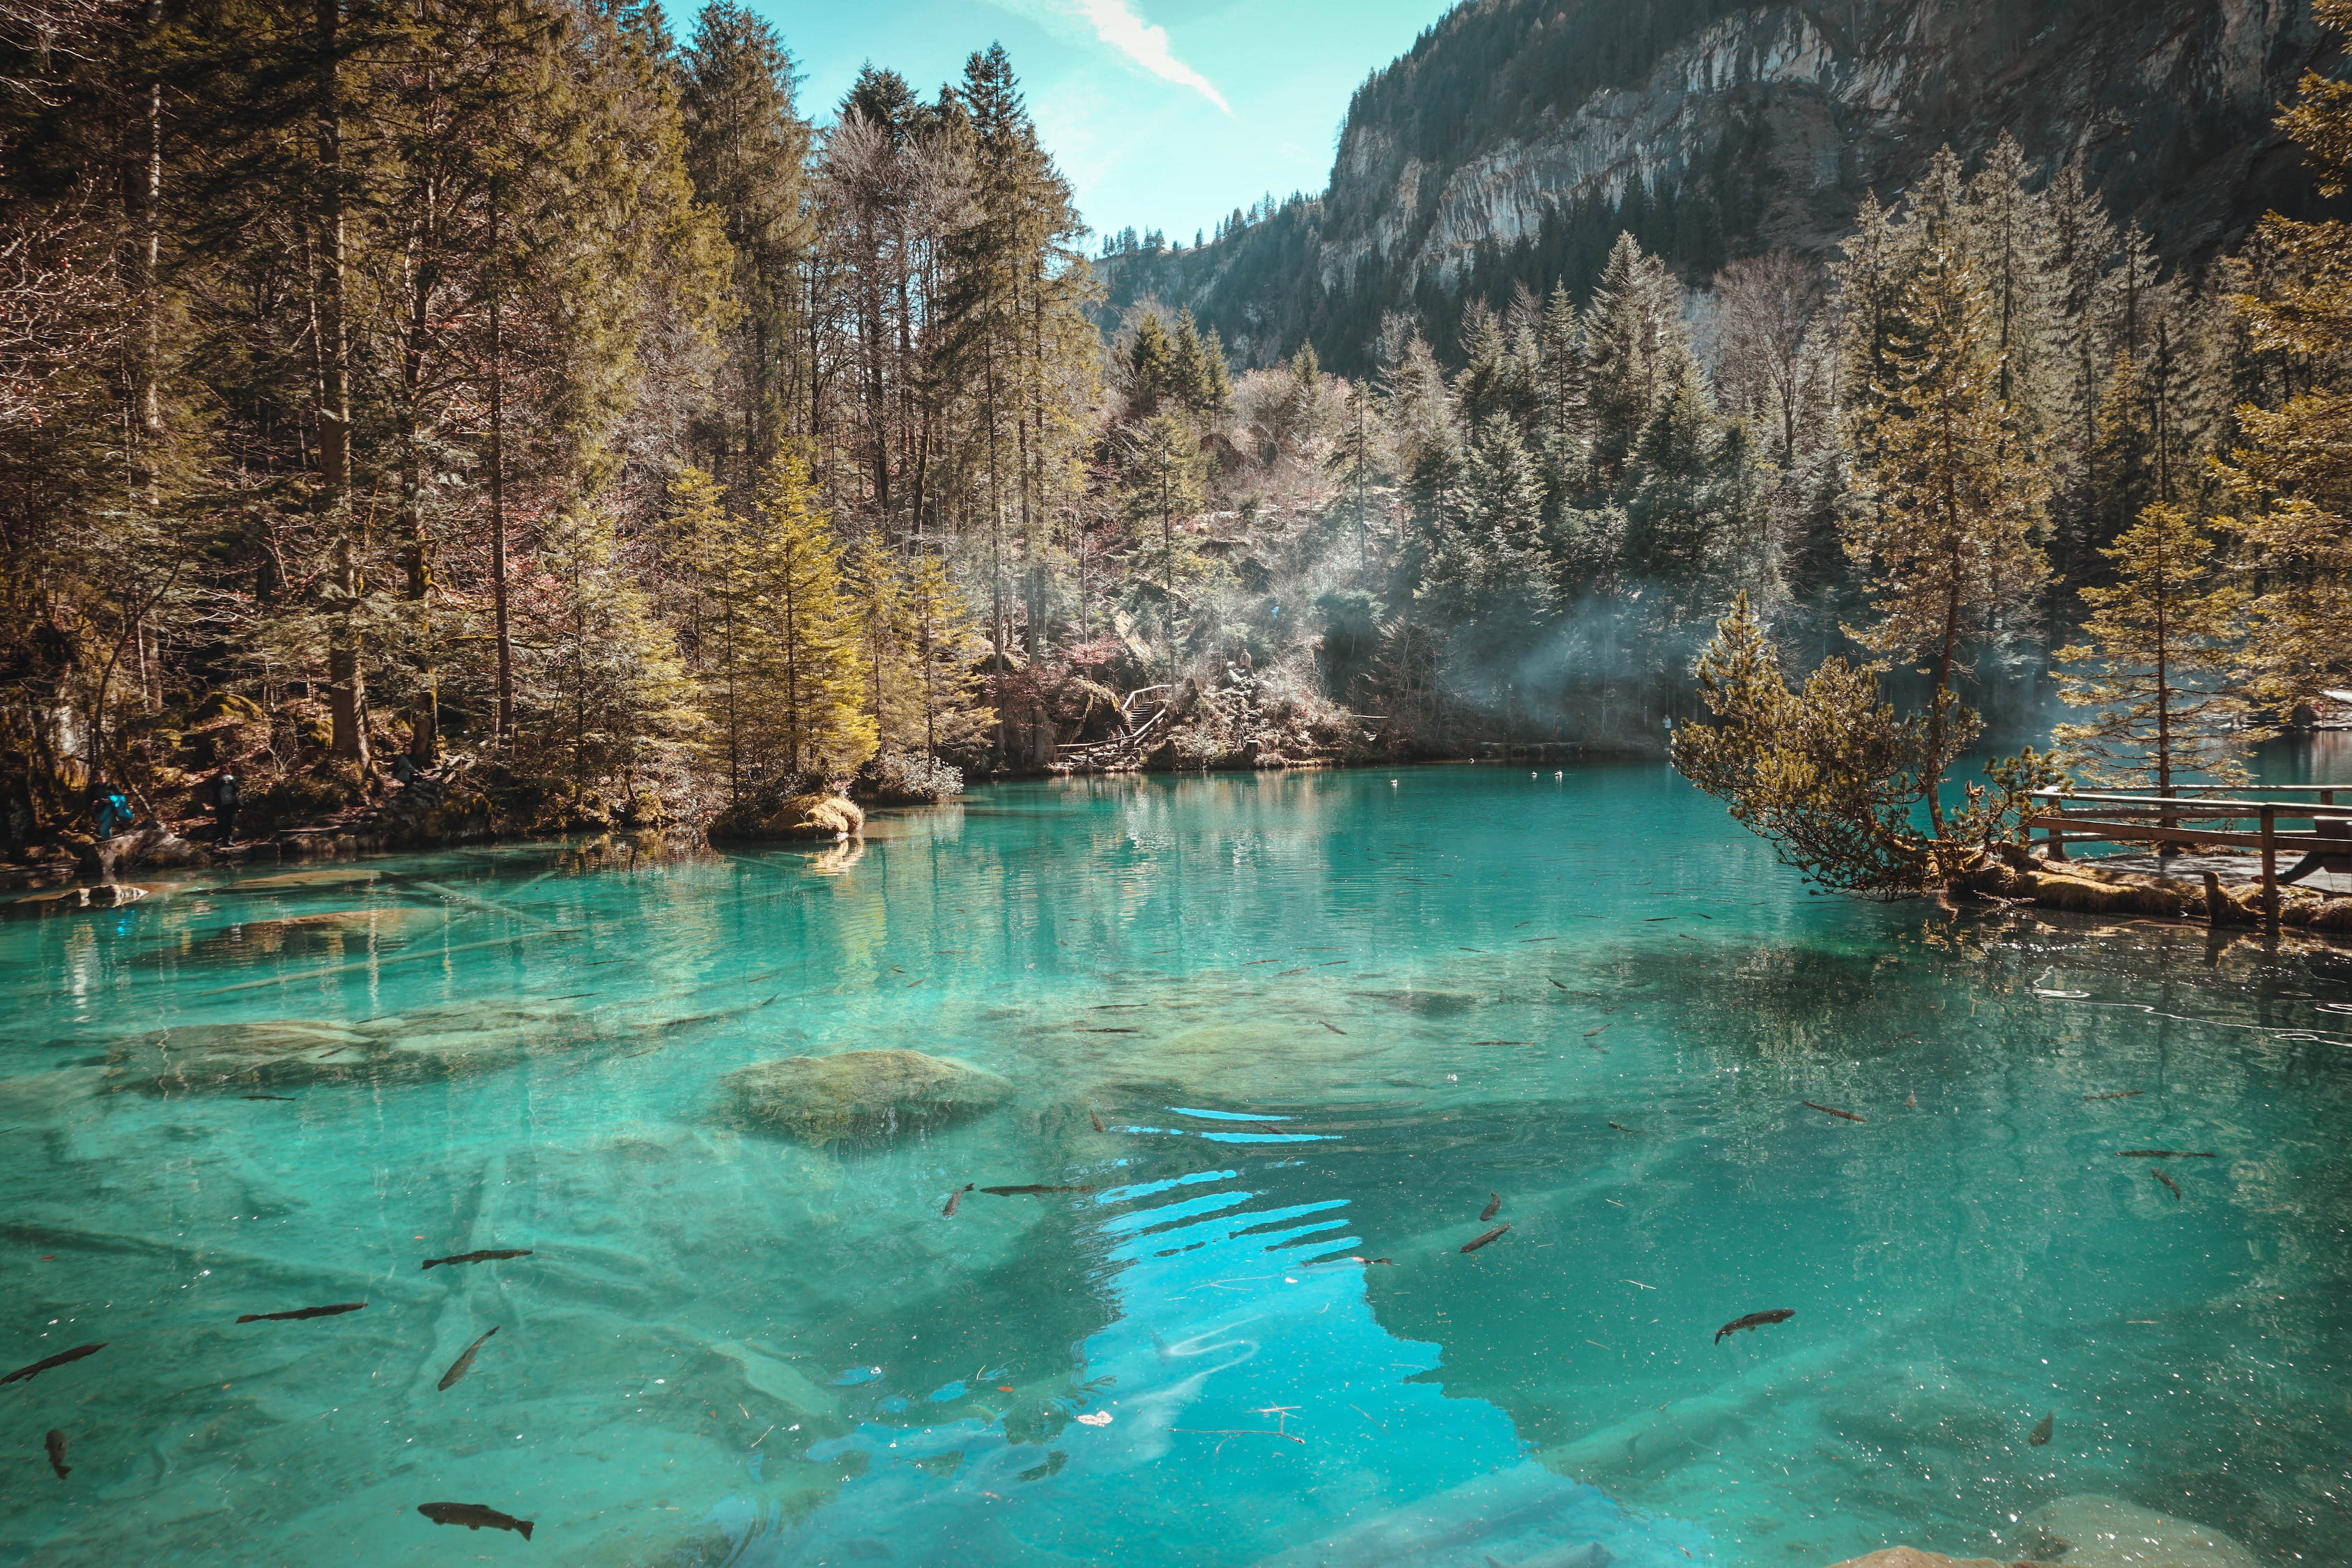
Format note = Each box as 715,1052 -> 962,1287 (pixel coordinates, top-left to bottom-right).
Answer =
942,1183 -> 974,1217
2084,1090 -> 2144,1102
422,1249 -> 532,1270
2029,1411 -> 2054,1446
1461,1224 -> 1509,1254
438,1326 -> 498,1391
1606,1121 -> 1645,1134
1479,1192 -> 1502,1222
240,1095 -> 297,1102
1,1344 -> 103,1385
1089,1107 -> 1107,1133
237,1302 -> 366,1323
45,1429 -> 68,1479
1320,1021 -> 1346,1035
419,1501 -> 533,1540
980,1184 -> 1095,1196
1354,1256 -> 1393,1266
1714,1309 -> 1794,1344
2151,1167 -> 2183,1201
1802,1102 -> 1866,1123
2118,1150 -> 2215,1159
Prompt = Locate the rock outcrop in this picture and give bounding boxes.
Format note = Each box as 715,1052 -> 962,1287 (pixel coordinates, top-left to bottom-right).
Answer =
709,792 -> 865,843
721,1050 -> 1014,1142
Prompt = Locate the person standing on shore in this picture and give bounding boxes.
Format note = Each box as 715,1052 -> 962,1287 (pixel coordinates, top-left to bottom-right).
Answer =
210,769 -> 240,844
91,779 -> 134,839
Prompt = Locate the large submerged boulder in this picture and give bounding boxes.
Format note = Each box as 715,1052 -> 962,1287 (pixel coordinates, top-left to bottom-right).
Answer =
721,1050 -> 1012,1141
2008,1496 -> 2257,1568
104,1001 -> 690,1094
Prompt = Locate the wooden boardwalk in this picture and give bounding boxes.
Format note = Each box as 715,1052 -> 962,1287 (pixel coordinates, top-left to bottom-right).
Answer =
2026,786 -> 2352,928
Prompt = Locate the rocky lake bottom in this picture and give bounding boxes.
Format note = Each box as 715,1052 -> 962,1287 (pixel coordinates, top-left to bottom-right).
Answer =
3,763 -> 2349,1567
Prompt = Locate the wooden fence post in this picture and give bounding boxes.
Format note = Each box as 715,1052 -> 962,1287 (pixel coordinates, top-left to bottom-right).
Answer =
2261,806 -> 2279,931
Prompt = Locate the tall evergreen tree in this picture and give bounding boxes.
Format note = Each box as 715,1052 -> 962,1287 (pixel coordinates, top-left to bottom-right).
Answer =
2054,503 -> 2248,795
1843,192 -> 2050,833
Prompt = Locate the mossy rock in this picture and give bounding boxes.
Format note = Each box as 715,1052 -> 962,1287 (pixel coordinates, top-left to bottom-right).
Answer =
721,1050 -> 1013,1142
711,792 -> 864,843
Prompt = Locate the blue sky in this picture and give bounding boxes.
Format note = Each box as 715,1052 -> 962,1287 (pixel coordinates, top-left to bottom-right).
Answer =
753,0 -> 1456,247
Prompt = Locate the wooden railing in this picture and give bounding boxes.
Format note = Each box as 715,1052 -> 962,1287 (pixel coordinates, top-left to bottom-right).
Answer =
2025,786 -> 2352,928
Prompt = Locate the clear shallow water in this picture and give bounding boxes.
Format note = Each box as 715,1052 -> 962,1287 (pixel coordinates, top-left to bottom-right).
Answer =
4,764 -> 2351,1568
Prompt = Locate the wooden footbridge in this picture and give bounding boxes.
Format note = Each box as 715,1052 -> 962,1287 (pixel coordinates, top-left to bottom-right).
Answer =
2027,785 -> 2352,928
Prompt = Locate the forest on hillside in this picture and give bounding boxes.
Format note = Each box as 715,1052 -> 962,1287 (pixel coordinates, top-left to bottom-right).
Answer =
2,0 -> 2349,867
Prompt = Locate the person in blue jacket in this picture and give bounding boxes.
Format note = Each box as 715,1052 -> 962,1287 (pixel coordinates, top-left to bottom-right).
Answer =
91,778 -> 134,838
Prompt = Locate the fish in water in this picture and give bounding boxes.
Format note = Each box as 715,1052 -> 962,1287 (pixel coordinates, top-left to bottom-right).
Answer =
1606,1121 -> 1645,1134
1461,1224 -> 1510,1254
422,1249 -> 532,1270
1479,1192 -> 1502,1222
1321,1020 -> 1346,1035
45,1429 -> 68,1479
2118,1150 -> 2216,1159
240,1095 -> 297,1102
2151,1167 -> 2183,1201
2029,1411 -> 2054,1446
979,1184 -> 1095,1196
1905,1091 -> 1917,1109
1,1344 -> 104,1386
419,1502 -> 533,1540
1714,1309 -> 1794,1344
942,1183 -> 974,1217
1353,1256 -> 1394,1266
1801,1102 -> 1866,1123
438,1326 -> 498,1392
2084,1089 -> 2145,1102
1089,1107 -> 1107,1133
237,1302 -> 366,1323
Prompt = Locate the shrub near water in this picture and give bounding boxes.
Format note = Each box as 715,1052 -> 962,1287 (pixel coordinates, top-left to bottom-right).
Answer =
856,751 -> 964,806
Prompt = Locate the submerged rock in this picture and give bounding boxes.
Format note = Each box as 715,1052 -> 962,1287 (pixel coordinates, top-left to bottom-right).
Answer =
2009,1495 -> 2257,1568
721,1050 -> 1013,1141
107,1004 -> 620,1095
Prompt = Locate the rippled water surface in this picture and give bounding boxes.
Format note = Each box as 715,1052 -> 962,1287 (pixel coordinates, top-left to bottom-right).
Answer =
6,763 -> 2351,1567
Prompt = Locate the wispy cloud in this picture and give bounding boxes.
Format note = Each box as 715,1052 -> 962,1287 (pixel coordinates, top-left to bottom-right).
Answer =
1073,0 -> 1230,112
986,0 -> 1231,113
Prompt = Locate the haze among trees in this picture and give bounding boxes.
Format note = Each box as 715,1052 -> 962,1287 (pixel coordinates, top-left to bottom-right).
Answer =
2,0 -> 2347,863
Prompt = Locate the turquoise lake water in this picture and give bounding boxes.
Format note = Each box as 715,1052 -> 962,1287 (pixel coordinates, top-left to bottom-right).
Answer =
4,761 -> 2351,1567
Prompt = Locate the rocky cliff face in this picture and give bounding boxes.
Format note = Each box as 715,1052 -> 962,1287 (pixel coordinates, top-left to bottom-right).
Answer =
1102,0 -> 2335,369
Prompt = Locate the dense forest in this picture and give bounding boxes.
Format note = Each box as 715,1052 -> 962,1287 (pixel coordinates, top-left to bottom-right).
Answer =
2,0 -> 2348,871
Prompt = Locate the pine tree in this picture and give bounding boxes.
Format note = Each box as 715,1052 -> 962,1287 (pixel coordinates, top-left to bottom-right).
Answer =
902,550 -> 993,756
1584,232 -> 1693,485
675,464 -> 767,801
1123,412 -> 1208,684
2220,0 -> 2352,709
2054,504 -> 2248,795
754,454 -> 876,781
1843,210 -> 2050,833
845,532 -> 921,753
681,2 -> 812,489
525,503 -> 700,794
1125,310 -> 1176,416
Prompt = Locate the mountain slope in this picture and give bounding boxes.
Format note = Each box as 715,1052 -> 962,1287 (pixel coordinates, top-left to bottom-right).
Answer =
1102,0 -> 2335,369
